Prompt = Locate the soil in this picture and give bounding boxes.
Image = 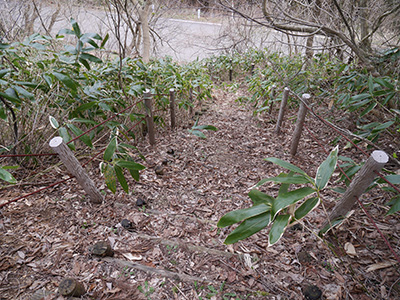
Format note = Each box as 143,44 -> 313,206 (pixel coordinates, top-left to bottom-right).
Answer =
1,85 -> 400,300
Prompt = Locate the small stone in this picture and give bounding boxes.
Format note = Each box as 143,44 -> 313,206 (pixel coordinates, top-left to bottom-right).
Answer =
136,198 -> 146,207
121,219 -> 133,229
91,241 -> 114,257
155,165 -> 164,175
303,285 -> 322,300
298,251 -> 312,264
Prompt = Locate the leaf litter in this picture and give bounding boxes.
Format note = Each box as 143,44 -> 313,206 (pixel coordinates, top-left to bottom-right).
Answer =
0,86 -> 399,299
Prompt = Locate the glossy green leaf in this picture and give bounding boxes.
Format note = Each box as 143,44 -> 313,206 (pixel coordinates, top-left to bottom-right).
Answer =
294,197 -> 320,220
315,146 -> 338,190
66,123 -> 93,148
80,53 -> 102,63
129,169 -> 140,181
115,165 -> 129,193
224,212 -> 271,244
53,72 -> 78,93
192,124 -> 218,131
0,167 -> 17,183
101,33 -> 109,48
255,174 -> 311,186
115,160 -> 146,171
70,18 -> 81,37
49,116 -> 59,129
217,203 -> 271,228
188,129 -> 207,139
104,164 -> 117,194
386,195 -> 400,215
79,57 -> 90,70
264,157 -> 307,175
104,136 -> 117,161
272,187 -> 315,218
0,89 -> 21,105
378,175 -> 400,185
248,189 -> 274,205
268,214 -> 291,246
12,85 -> 34,100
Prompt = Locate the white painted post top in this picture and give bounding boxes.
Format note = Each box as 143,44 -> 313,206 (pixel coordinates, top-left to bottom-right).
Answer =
49,136 -> 64,148
371,150 -> 389,164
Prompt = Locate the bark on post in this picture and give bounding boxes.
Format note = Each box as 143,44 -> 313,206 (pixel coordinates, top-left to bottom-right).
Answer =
275,87 -> 290,135
322,150 -> 389,230
144,89 -> 155,146
269,84 -> 276,114
229,59 -> 233,81
290,94 -> 310,156
189,88 -> 194,116
169,88 -> 176,130
49,137 -> 103,204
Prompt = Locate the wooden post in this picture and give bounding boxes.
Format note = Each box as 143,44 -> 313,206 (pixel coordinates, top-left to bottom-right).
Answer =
275,87 -> 290,134
322,150 -> 389,230
250,64 -> 255,76
189,88 -> 194,116
290,94 -> 310,156
268,84 -> 277,114
229,59 -> 233,81
144,89 -> 155,146
49,137 -> 103,204
169,88 -> 176,130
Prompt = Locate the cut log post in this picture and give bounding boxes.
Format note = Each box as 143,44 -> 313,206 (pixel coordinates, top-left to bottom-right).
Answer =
144,89 -> 155,146
169,88 -> 176,130
275,87 -> 290,134
250,63 -> 255,76
290,94 -> 310,156
49,137 -> 103,204
229,59 -> 233,81
189,87 -> 194,116
321,150 -> 389,230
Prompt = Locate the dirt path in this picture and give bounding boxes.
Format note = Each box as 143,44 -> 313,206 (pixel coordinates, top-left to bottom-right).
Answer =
1,87 -> 399,299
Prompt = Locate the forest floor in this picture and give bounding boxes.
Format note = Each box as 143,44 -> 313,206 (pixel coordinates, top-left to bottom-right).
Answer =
1,85 -> 400,300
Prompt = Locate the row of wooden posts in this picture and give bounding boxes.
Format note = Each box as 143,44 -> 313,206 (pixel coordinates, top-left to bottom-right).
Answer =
49,86 -> 389,233
49,88 -> 184,204
273,87 -> 389,230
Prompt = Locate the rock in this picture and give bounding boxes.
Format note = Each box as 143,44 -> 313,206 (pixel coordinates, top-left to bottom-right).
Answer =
58,278 -> 86,297
91,241 -> 114,257
154,165 -> 164,175
302,285 -> 322,300
136,198 -> 146,207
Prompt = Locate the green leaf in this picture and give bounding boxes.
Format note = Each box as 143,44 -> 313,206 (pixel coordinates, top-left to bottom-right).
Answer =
80,53 -> 102,63
315,146 -> 338,190
79,57 -> 90,70
264,157 -> 307,175
372,121 -> 394,132
115,165 -> 129,193
268,214 -> 291,246
188,129 -> 207,139
255,174 -> 311,186
66,123 -> 93,149
272,187 -> 315,218
378,175 -> 400,185
70,18 -> 81,37
248,189 -> 274,205
12,85 -> 34,100
104,136 -> 117,161
49,116 -> 59,129
217,203 -> 271,228
368,75 -> 374,94
53,72 -> 78,93
224,212 -> 271,244
101,33 -> 109,48
192,124 -> 218,131
129,169 -> 140,181
104,164 -> 117,194
294,197 -> 320,220
0,90 -> 21,105
115,160 -> 146,171
0,167 -> 17,183
386,195 -> 400,215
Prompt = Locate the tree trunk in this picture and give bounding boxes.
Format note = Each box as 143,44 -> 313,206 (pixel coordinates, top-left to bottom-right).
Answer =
140,1 -> 151,63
